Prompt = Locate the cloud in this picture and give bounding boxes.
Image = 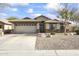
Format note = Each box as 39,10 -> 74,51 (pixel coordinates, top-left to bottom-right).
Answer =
4,6 -> 18,12
33,14 -> 41,17
9,3 -> 29,7
0,13 -> 8,19
29,13 -> 41,18
27,9 -> 33,13
19,3 -> 29,6
45,3 -> 64,11
44,13 -> 57,19
11,8 -> 18,11
45,3 -> 58,10
0,13 -> 7,16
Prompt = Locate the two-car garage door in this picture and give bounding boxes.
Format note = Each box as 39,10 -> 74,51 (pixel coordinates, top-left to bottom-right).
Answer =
14,26 -> 37,33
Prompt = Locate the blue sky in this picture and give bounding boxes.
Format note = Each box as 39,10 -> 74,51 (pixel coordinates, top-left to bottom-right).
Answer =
0,3 -> 79,19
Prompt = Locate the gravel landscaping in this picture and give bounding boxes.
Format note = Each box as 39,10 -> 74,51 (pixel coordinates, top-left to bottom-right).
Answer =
35,35 -> 79,50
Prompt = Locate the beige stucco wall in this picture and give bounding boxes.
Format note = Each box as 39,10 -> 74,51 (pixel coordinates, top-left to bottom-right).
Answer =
46,23 -> 61,30
4,25 -> 13,30
46,23 -> 50,29
56,24 -> 60,29
67,24 -> 75,32
37,23 -> 40,29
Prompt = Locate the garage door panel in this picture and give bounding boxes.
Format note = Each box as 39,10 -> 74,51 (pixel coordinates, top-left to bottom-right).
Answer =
14,26 -> 36,33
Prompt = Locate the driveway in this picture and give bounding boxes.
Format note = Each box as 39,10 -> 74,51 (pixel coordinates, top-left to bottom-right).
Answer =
0,34 -> 36,50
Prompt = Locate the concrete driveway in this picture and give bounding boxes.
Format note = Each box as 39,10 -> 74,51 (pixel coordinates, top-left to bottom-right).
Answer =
0,34 -> 36,50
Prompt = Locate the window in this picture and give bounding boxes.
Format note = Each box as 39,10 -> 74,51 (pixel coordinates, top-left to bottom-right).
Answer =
50,24 -> 54,30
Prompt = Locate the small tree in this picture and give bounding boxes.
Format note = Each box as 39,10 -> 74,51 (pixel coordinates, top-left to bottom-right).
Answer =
58,3 -> 78,34
7,17 -> 18,20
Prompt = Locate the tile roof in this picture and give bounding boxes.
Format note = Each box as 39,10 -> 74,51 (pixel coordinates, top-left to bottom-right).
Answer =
0,19 -> 12,25
34,15 -> 52,20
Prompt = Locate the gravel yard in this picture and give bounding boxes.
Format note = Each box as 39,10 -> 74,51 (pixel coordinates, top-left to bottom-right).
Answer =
35,35 -> 79,50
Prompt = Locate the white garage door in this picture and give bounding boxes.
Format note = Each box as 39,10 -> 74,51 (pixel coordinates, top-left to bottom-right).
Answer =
14,26 -> 36,33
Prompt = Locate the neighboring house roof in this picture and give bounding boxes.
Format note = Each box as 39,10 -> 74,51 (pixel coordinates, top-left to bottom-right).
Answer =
0,20 -> 13,25
23,17 -> 31,19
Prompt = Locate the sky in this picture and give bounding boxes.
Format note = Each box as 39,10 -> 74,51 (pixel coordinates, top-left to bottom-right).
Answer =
0,3 -> 79,19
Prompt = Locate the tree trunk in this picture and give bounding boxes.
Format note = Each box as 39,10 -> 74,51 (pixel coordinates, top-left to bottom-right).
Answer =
64,24 -> 67,34
64,19 -> 67,35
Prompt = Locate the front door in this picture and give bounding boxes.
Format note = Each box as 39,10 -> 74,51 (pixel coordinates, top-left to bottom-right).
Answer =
60,23 -> 65,32
39,21 -> 45,33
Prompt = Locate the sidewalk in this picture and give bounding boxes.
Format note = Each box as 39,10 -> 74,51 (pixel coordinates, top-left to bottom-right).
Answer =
0,50 -> 79,56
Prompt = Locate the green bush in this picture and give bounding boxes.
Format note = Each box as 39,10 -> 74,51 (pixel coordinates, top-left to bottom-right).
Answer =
75,27 -> 79,35
51,32 -> 55,35
75,30 -> 79,35
51,30 -> 55,35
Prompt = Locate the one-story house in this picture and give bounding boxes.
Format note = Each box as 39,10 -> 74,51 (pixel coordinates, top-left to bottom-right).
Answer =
0,20 -> 13,33
8,15 -> 73,34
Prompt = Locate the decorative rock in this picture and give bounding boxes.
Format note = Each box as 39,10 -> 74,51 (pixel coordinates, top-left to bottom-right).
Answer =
65,33 -> 75,36
70,33 -> 74,35
41,33 -> 46,37
50,35 -> 53,37
37,33 -> 41,37
46,33 -> 51,37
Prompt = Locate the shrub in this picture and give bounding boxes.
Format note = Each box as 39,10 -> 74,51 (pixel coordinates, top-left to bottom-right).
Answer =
75,27 -> 79,35
75,30 -> 79,35
51,32 -> 55,35
4,30 -> 12,34
51,30 -> 55,35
